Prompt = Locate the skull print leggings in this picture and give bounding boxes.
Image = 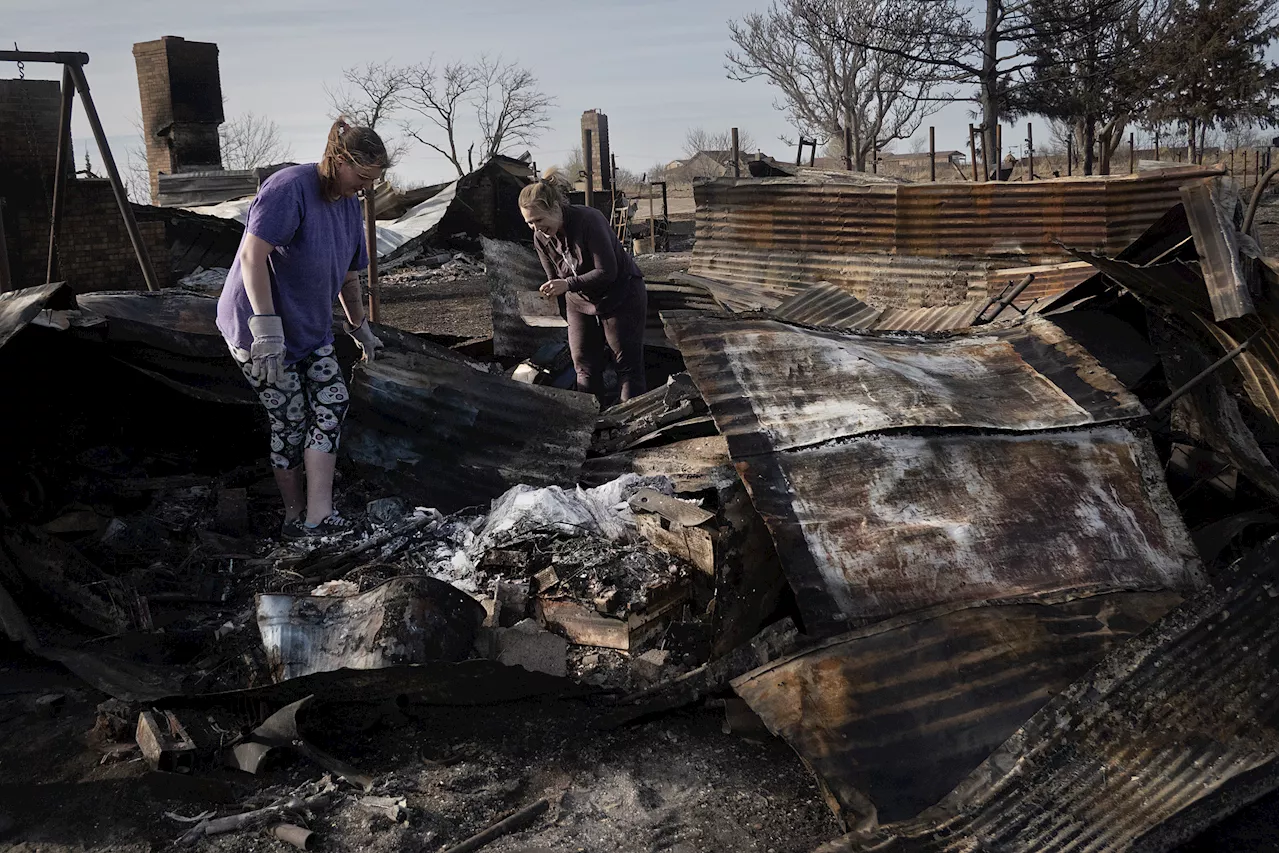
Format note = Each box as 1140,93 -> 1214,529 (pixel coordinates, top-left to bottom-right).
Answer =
229,343 -> 350,469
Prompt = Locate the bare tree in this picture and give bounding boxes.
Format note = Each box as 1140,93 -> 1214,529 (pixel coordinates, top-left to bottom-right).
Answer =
560,145 -> 585,181
727,0 -> 954,171
325,61 -> 408,130
401,59 -> 481,177
474,56 -> 555,162
220,112 -> 294,170
683,127 -> 757,157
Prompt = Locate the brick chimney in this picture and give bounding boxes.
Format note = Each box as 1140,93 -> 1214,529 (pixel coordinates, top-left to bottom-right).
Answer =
580,109 -> 611,193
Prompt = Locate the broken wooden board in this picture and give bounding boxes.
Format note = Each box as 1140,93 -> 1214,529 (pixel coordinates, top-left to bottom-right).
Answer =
537,581 -> 691,652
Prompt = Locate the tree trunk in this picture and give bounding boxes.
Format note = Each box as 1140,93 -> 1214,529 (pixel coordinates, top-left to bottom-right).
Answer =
980,0 -> 1000,171
1083,118 -> 1096,176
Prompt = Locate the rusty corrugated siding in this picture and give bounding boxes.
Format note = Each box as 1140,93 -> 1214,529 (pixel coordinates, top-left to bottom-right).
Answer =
817,541 -> 1277,853
689,170 -> 1221,308
732,590 -> 1184,826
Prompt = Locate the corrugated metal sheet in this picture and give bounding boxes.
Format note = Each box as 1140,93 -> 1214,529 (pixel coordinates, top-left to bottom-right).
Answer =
482,237 -> 569,358
734,427 -> 1201,635
661,313 -> 1146,457
732,590 -> 1184,826
0,281 -> 76,350
156,169 -> 258,208
689,170 -> 1222,308
1180,177 -> 1255,320
818,540 -> 1277,853
345,349 -> 598,513
769,283 -> 984,332
872,302 -> 984,331
984,260 -> 1098,306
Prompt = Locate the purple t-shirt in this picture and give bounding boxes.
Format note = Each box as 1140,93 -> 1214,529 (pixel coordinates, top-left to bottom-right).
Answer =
216,164 -> 368,364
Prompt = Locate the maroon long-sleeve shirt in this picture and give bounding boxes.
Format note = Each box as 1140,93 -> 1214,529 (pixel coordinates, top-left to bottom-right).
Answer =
533,204 -> 645,316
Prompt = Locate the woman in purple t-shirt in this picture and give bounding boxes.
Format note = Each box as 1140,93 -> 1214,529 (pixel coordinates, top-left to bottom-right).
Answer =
216,118 -> 390,539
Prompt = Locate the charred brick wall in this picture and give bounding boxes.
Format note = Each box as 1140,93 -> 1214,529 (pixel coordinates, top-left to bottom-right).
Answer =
133,36 -> 224,202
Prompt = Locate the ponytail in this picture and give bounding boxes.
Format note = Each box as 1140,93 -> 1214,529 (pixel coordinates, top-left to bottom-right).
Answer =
317,116 -> 392,201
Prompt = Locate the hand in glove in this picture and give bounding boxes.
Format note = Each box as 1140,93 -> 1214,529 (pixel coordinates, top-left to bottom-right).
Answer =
346,319 -> 384,363
247,314 -> 286,384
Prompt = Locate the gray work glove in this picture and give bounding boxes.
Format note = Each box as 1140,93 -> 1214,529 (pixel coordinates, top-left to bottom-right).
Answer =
247,314 -> 286,385
346,319 -> 384,363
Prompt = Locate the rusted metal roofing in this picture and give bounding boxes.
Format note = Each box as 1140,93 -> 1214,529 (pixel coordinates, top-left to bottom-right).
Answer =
482,237 -> 569,358
345,349 -> 598,513
661,312 -> 1146,456
732,590 -> 1183,827
769,284 -> 884,328
662,311 -> 1200,636
734,427 -> 1201,635
817,540 -> 1277,853
688,169 -> 1222,310
1180,177 -> 1255,320
872,302 -> 984,332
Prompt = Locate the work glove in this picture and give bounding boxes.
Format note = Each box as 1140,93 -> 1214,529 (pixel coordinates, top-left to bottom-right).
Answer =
247,314 -> 286,385
346,319 -> 384,363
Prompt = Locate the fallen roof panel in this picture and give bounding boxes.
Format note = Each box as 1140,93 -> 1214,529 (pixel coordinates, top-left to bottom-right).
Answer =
735,427 -> 1202,635
732,590 -> 1183,827
817,539 -> 1277,853
0,282 -> 76,350
661,312 -> 1145,456
1180,177 -> 1255,321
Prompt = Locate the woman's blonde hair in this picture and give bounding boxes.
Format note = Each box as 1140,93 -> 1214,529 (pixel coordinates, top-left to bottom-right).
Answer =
318,117 -> 391,201
518,167 -> 569,213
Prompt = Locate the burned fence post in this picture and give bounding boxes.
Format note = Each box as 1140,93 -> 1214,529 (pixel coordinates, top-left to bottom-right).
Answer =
1026,122 -> 1034,181
1129,132 -> 1135,174
969,124 -> 979,182
929,126 -> 936,181
46,64 -> 74,283
731,127 -> 740,178
808,138 -> 816,167
845,125 -> 854,172
583,128 -> 594,208
364,192 -> 379,324
995,123 -> 1003,180
659,179 -> 669,251
66,60 -> 161,292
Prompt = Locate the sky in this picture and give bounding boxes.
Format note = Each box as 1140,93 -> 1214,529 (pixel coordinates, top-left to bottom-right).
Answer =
5,0 -> 1007,190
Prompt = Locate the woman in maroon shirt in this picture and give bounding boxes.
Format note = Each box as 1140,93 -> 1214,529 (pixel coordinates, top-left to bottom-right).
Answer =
520,171 -> 647,402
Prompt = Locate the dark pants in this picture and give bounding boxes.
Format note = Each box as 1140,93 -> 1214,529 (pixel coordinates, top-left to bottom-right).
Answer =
566,285 -> 648,402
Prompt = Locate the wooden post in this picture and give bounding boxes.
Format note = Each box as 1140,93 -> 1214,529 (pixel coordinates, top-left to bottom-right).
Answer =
969,124 -> 979,182
68,61 -> 160,292
1154,127 -> 1160,161
1026,122 -> 1034,181
808,140 -> 816,167
730,127 -> 740,178
871,147 -> 877,174
1067,134 -> 1073,177
845,125 -> 853,171
928,126 -> 936,182
995,124 -> 1003,180
1230,148 -> 1235,179
795,138 -> 803,166
1129,132 -> 1135,174
660,179 -> 669,251
363,193 -> 379,324
46,64 -> 74,283
583,128 -> 594,208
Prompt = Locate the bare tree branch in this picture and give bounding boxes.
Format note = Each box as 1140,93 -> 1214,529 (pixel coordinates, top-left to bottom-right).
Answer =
400,59 -> 481,177
219,112 -> 294,170
474,56 -> 555,161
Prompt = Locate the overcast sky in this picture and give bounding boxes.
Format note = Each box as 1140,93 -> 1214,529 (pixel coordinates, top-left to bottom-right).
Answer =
8,0 -> 1273,190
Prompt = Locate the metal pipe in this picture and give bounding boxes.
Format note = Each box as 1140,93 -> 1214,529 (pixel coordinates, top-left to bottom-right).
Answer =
929,126 -> 936,181
974,274 -> 1035,324
1242,164 -> 1279,234
363,193 -> 379,323
583,128 -> 594,208
0,50 -> 89,65
1150,333 -> 1259,417
439,798 -> 549,853
731,127 -> 740,178
67,62 -> 160,292
46,64 -> 74,283
269,824 -> 315,850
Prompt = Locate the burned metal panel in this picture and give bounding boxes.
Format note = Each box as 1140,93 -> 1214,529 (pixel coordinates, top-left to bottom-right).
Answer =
1180,177 -> 1255,321
661,312 -> 1145,456
133,203 -> 244,278
155,169 -> 258,208
0,282 -> 76,350
345,349 -> 598,513
76,290 -> 228,357
869,303 -> 983,332
482,237 -> 568,358
732,590 -> 1183,826
818,541 -> 1277,853
736,427 -> 1202,635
